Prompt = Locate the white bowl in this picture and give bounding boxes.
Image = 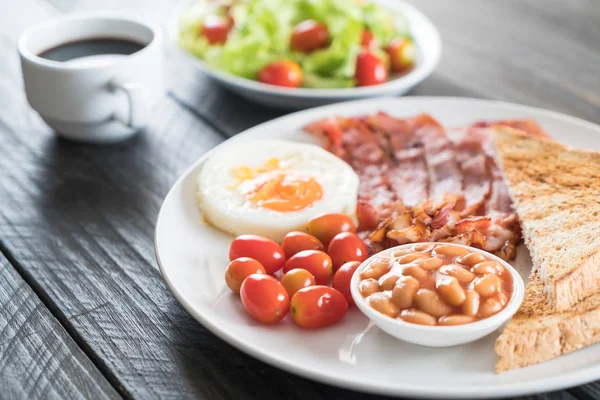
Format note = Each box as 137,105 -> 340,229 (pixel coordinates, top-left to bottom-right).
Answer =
350,243 -> 525,347
167,0 -> 441,109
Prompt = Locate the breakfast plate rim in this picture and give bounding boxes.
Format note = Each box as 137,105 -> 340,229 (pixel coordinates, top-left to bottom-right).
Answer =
155,96 -> 600,398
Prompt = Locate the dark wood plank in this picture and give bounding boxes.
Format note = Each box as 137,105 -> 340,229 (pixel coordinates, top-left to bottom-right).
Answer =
520,393 -> 579,400
0,252 -> 120,399
1,0 -> 599,399
569,385 -> 600,400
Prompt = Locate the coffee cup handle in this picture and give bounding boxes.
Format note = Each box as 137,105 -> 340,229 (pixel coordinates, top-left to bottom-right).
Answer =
108,78 -> 148,129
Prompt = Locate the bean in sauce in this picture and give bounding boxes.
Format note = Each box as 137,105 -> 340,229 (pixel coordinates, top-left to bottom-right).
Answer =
359,244 -> 514,326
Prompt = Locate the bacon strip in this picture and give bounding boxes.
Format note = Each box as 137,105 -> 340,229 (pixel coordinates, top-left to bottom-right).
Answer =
447,127 -> 491,216
408,115 -> 462,202
473,119 -> 549,138
364,112 -> 429,206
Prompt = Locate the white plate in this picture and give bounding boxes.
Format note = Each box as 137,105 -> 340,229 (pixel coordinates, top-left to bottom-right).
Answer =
167,0 -> 441,109
155,97 -> 600,398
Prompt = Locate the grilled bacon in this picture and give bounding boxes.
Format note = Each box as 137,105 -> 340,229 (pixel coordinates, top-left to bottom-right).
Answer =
307,113 -> 548,261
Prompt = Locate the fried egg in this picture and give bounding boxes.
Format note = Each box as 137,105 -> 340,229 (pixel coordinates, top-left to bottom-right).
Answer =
197,139 -> 359,241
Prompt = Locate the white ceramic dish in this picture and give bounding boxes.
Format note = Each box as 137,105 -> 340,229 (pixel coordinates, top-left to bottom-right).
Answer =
351,243 -> 525,347
155,97 -> 600,398
167,0 -> 441,109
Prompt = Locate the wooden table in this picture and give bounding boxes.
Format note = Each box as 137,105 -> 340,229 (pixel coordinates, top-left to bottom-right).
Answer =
1,0 -> 599,398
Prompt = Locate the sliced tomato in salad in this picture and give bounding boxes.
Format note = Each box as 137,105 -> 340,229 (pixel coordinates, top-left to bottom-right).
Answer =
290,20 -> 330,53
386,37 -> 416,73
200,14 -> 232,45
258,60 -> 303,88
355,50 -> 388,87
361,29 -> 377,48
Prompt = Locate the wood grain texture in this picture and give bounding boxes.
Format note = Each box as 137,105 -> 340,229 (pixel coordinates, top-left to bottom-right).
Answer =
0,252 -> 120,399
0,0 -> 600,398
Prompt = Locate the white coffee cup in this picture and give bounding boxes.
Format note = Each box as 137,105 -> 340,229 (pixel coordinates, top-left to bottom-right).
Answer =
18,13 -> 163,143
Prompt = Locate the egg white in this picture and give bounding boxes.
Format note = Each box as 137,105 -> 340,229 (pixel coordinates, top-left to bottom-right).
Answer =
197,139 -> 359,242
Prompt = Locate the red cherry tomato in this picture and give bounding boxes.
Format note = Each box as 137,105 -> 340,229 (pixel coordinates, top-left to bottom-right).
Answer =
240,274 -> 290,323
386,37 -> 416,73
281,231 -> 324,258
283,250 -> 333,285
306,213 -> 356,247
332,261 -> 361,306
361,29 -> 377,48
327,232 -> 368,270
200,15 -> 232,45
290,20 -> 330,52
258,60 -> 303,88
291,286 -> 348,328
355,50 -> 387,87
281,268 -> 316,297
229,235 -> 285,275
225,257 -> 266,294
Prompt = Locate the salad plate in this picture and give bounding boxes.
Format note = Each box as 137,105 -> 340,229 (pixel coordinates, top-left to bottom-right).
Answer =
167,0 -> 441,108
156,97 -> 600,398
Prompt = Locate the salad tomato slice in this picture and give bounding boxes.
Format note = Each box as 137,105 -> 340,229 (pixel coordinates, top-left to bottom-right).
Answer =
200,15 -> 231,45
290,20 -> 330,52
258,60 -> 303,88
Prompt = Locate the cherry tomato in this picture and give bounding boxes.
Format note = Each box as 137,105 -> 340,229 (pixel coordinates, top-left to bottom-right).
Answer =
281,268 -> 316,296
386,37 -> 416,73
361,29 -> 377,48
258,60 -> 303,88
332,261 -> 361,306
290,20 -> 330,52
240,274 -> 289,323
355,50 -> 387,87
200,15 -> 232,45
291,286 -> 348,328
225,257 -> 266,294
306,213 -> 356,247
281,231 -> 324,258
283,250 -> 333,285
327,232 -> 368,270
229,235 -> 285,275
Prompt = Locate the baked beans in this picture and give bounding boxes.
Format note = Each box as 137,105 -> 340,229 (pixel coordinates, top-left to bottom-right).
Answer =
368,292 -> 400,318
359,278 -> 380,297
391,276 -> 420,309
359,244 -> 514,326
399,309 -> 437,326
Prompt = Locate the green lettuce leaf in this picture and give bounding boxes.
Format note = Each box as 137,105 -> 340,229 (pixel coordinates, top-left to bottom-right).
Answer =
179,0 -> 412,88
302,72 -> 355,88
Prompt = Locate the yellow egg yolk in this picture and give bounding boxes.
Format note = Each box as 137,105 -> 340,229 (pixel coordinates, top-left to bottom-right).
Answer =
231,158 -> 323,212
247,173 -> 323,212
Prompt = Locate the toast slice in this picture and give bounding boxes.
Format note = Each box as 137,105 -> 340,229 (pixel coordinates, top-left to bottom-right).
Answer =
493,127 -> 600,372
494,127 -> 600,311
495,263 -> 600,373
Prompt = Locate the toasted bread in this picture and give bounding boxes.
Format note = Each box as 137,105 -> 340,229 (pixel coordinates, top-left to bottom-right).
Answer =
493,127 -> 600,372
493,127 -> 600,312
495,262 -> 600,372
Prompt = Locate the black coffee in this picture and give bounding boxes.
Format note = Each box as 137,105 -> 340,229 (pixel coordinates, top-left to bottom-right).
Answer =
38,37 -> 145,62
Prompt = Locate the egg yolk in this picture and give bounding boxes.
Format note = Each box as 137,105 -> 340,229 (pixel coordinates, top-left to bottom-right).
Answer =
246,173 -> 323,212
231,158 -> 323,212
231,158 -> 281,185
